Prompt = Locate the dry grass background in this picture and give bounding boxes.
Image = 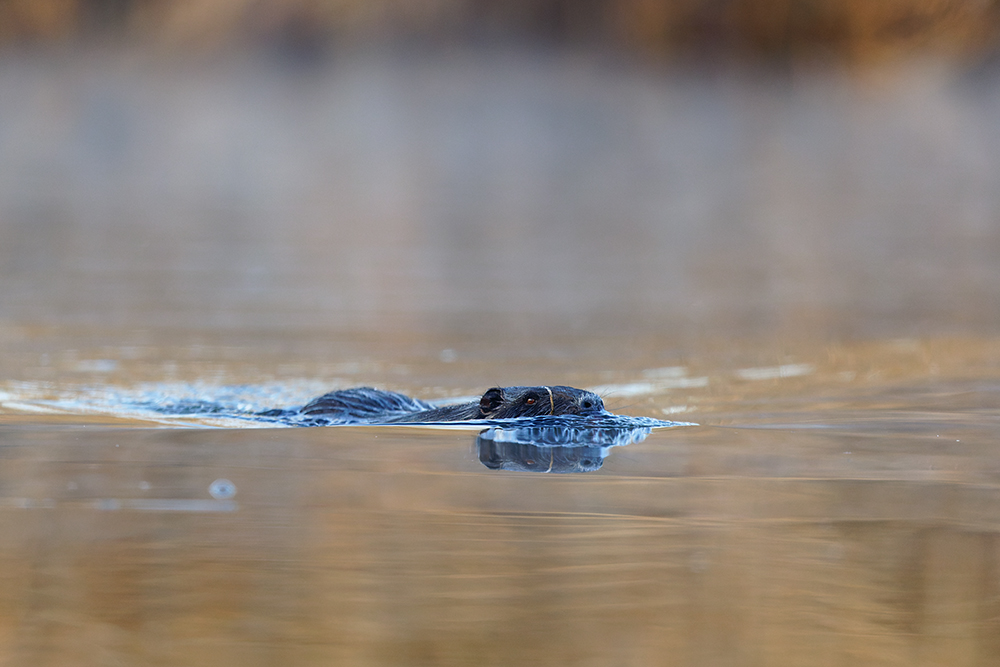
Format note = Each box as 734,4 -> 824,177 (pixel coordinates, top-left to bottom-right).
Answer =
1,0 -> 999,62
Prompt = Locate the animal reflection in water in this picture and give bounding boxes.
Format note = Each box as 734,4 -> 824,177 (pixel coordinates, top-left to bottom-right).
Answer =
154,385 -> 690,474
294,386 -> 689,473
475,417 -> 665,473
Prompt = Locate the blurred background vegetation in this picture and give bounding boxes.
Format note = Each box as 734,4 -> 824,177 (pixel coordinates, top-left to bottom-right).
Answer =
2,0 -> 1000,64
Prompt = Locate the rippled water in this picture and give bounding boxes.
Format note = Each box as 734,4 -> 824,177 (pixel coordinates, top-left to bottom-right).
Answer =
2,46 -> 1000,665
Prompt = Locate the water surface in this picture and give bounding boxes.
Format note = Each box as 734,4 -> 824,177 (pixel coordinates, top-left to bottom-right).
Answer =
2,47 -> 1000,665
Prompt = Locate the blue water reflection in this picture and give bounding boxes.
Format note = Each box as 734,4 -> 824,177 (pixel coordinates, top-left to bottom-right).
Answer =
476,414 -> 681,473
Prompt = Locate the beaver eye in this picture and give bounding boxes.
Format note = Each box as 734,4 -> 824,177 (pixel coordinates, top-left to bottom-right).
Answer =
581,399 -> 593,409
524,393 -> 538,405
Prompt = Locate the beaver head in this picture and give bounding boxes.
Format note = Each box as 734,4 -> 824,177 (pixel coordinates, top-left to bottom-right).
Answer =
478,385 -> 607,419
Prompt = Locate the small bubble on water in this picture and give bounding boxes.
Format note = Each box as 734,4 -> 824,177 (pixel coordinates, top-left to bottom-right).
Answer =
689,551 -> 709,573
439,349 -> 458,363
209,479 -> 237,499
139,481 -> 151,491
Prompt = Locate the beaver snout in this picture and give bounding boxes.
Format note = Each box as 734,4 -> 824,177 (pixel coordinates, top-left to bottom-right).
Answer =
575,393 -> 606,415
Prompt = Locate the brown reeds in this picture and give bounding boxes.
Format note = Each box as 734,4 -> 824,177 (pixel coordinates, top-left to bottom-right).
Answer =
1,0 -> 998,62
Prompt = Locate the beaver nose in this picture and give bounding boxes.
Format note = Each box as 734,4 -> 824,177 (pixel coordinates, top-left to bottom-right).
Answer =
578,396 -> 605,413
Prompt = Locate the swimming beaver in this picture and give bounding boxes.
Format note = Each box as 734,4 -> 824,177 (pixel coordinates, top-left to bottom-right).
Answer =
299,385 -> 607,423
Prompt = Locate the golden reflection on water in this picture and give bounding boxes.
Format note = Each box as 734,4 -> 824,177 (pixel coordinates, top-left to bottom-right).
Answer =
3,45 -> 1000,665
2,335 -> 1000,666
1,398 -> 998,665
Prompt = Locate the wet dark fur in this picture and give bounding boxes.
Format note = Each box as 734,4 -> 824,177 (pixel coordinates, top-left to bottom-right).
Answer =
299,385 -> 607,423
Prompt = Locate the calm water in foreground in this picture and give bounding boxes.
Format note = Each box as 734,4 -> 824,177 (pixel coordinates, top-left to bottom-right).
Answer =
2,47 -> 1000,665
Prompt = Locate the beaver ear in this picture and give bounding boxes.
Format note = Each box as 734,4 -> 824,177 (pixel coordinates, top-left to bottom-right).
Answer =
479,387 -> 504,415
